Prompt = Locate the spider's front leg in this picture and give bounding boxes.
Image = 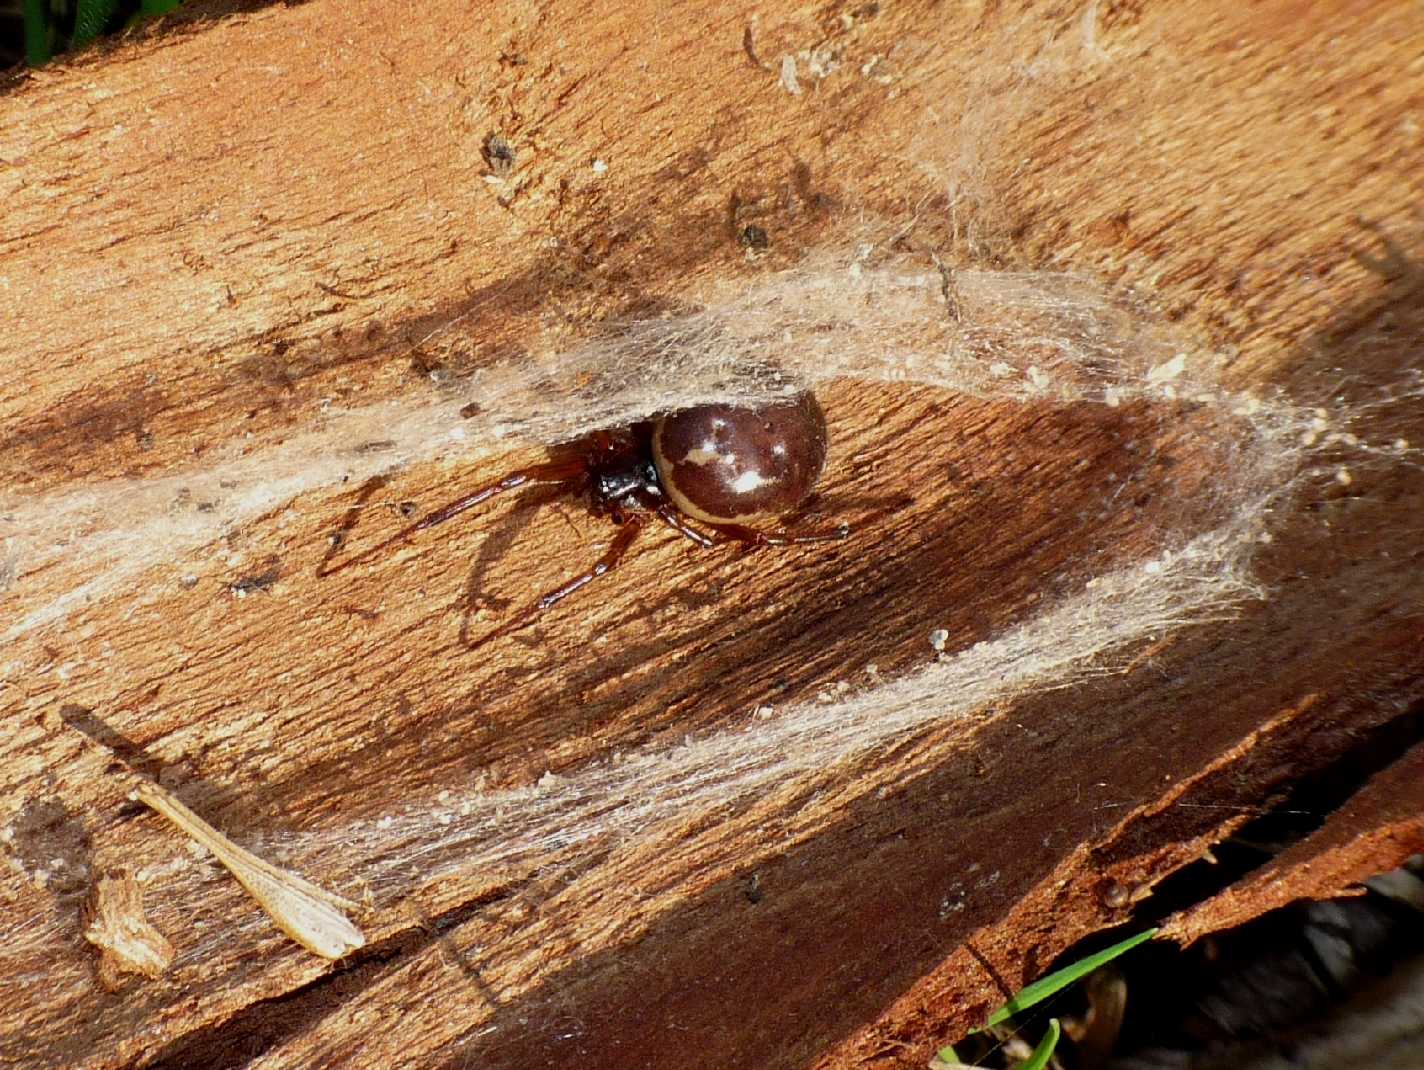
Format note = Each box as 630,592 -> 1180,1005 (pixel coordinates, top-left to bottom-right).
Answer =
318,457 -> 588,576
471,513 -> 647,647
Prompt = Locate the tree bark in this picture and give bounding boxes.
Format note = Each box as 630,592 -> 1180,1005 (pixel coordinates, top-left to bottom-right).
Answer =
1,1 -> 1421,1068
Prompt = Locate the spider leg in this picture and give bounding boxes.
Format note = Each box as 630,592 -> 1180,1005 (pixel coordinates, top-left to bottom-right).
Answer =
318,457 -> 588,576
410,458 -> 589,531
475,513 -> 646,645
654,505 -> 718,548
707,520 -> 851,548
654,507 -> 849,550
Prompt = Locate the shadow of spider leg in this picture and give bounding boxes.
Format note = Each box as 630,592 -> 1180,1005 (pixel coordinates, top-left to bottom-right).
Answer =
319,457 -> 590,576
473,513 -> 647,647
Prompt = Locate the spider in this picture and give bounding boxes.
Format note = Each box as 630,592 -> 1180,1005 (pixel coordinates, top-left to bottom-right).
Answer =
325,392 -> 847,642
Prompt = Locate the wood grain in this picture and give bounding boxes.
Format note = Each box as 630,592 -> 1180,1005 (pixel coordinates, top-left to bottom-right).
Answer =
1,1 -> 1422,1067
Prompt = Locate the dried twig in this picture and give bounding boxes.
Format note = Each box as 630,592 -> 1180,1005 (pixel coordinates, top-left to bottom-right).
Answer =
131,780 -> 365,960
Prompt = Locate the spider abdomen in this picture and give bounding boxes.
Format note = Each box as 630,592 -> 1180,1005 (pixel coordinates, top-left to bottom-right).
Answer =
651,393 -> 828,525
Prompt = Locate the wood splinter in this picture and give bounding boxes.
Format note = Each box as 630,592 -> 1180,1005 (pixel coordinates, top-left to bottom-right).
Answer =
84,870 -> 175,989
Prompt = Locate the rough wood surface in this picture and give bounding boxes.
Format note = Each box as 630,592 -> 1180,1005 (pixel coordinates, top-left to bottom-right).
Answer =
1,1 -> 1422,1068
1164,738 -> 1424,947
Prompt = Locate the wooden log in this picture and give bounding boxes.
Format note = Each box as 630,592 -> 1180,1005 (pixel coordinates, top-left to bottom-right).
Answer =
1,1 -> 1421,1067
1163,739 -> 1424,947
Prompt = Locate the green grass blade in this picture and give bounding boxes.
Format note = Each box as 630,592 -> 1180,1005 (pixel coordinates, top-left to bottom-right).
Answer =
982,928 -> 1158,1029
23,0 -> 51,65
126,1 -> 185,31
73,0 -> 121,48
929,1043 -> 962,1066
1013,1018 -> 1061,1070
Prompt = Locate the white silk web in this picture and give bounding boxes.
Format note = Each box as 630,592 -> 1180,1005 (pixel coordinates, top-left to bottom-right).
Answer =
1,249 -> 1347,1019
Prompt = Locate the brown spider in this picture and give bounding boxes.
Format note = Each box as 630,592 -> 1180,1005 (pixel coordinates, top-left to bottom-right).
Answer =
323,392 -> 847,642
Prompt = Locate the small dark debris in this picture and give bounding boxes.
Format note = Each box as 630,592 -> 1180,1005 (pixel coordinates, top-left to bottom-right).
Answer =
353,439 -> 397,454
399,501 -> 419,518
739,224 -> 770,250
459,401 -> 483,419
934,256 -> 962,321
791,160 -> 834,215
482,133 -> 516,177
1099,878 -> 1131,909
196,501 -> 217,513
743,872 -> 763,904
316,280 -> 364,300
229,564 -> 282,596
409,348 -> 446,378
742,25 -> 768,69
